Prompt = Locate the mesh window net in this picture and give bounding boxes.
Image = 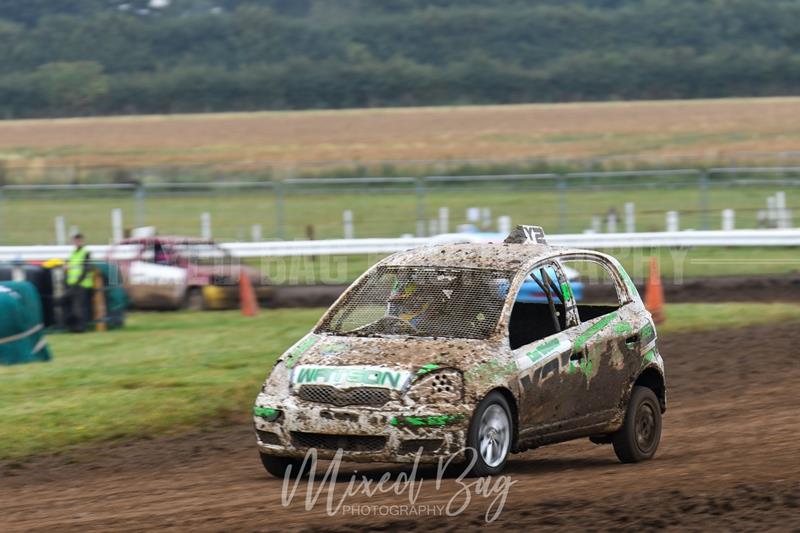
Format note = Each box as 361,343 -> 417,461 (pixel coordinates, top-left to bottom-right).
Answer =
317,266 -> 512,339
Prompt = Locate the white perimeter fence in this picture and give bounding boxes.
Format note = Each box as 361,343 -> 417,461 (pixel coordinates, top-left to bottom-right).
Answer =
2,229 -> 799,262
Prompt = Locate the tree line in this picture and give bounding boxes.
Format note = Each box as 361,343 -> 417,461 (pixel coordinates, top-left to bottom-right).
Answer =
1,0 -> 800,118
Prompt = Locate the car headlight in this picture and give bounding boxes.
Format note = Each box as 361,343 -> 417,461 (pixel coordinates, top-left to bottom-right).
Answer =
406,369 -> 463,403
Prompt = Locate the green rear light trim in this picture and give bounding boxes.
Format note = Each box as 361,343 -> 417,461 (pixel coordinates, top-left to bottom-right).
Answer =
390,414 -> 465,427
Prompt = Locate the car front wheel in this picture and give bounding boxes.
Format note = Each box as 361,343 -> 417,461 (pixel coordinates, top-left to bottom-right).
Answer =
184,287 -> 205,311
612,385 -> 662,463
466,391 -> 513,477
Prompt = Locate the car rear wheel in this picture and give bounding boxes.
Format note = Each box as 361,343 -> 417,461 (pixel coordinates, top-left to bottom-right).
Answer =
184,287 -> 204,311
612,385 -> 662,463
260,453 -> 311,478
466,391 -> 513,477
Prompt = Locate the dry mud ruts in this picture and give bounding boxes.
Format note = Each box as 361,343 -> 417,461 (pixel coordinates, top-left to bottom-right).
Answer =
2,322 -> 799,531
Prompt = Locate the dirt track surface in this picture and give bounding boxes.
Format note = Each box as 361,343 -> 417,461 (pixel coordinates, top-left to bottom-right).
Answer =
2,323 -> 800,531
661,274 -> 800,304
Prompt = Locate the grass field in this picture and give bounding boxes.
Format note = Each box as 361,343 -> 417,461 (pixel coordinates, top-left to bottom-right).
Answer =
1,303 -> 800,461
2,97 -> 800,171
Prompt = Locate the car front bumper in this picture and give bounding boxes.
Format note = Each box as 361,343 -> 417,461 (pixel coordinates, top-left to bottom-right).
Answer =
202,285 -> 274,310
253,398 -> 470,464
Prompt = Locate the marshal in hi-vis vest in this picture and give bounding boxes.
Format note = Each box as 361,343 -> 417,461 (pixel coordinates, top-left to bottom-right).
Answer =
66,248 -> 94,289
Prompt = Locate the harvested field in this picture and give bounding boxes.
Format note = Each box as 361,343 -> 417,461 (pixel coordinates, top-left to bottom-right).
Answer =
1,97 -> 800,170
2,321 -> 800,531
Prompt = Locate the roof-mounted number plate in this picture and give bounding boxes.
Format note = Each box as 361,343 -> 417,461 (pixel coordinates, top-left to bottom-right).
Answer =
504,225 -> 547,245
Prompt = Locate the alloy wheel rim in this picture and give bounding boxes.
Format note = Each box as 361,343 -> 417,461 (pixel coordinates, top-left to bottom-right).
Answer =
635,402 -> 657,452
478,404 -> 510,467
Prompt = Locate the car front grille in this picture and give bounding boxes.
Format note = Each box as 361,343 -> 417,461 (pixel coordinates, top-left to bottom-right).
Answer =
291,431 -> 386,452
296,385 -> 391,407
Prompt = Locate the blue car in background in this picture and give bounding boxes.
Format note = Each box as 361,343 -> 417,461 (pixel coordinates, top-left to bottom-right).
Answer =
516,265 -> 583,303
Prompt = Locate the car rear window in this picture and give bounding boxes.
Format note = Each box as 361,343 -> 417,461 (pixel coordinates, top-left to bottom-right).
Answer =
316,266 -> 512,339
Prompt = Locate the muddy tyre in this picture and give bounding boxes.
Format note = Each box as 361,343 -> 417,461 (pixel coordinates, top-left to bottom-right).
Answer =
184,287 -> 205,311
260,453 -> 310,478
466,391 -> 513,477
612,385 -> 662,463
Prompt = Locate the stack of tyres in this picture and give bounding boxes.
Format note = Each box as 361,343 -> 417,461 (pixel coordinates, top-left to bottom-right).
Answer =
0,264 -> 55,326
0,262 -> 127,331
0,281 -> 52,365
95,262 -> 128,329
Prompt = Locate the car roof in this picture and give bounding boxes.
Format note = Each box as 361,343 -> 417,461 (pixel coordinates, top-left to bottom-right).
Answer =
382,242 -> 561,272
119,236 -> 216,245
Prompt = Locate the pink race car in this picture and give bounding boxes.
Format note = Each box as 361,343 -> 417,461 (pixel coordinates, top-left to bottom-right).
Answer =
110,236 -> 272,310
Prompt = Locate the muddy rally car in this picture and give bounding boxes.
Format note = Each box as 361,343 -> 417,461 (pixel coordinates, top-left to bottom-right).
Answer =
254,226 -> 665,477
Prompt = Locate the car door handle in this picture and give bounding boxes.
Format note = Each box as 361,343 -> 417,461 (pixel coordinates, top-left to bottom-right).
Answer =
625,334 -> 640,346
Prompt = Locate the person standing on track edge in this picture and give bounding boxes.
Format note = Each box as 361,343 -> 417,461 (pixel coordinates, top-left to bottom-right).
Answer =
65,233 -> 94,332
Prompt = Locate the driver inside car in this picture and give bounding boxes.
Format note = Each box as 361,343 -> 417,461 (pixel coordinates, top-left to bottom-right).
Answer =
387,277 -> 433,328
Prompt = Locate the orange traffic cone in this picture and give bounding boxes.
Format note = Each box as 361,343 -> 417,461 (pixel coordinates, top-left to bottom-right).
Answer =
644,257 -> 665,325
239,274 -> 260,317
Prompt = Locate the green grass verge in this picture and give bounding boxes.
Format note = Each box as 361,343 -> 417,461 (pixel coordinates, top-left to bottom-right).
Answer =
1,303 -> 799,461
0,309 -> 322,461
659,303 -> 800,334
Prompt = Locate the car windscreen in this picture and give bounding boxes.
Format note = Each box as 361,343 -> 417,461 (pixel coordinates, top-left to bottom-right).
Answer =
316,266 -> 512,339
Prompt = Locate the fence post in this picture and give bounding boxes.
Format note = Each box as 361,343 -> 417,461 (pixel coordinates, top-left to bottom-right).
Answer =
438,207 -> 449,234
55,216 -> 66,245
624,202 -> 635,233
557,174 -> 568,234
775,191 -> 788,229
606,210 -> 618,233
699,170 -> 710,230
415,177 -> 426,237
134,184 -> 145,228
666,211 -> 680,232
343,210 -> 354,239
767,195 -> 777,227
111,208 -> 123,243
722,209 -> 735,231
274,180 -> 285,240
251,224 -> 262,242
200,212 -> 212,240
